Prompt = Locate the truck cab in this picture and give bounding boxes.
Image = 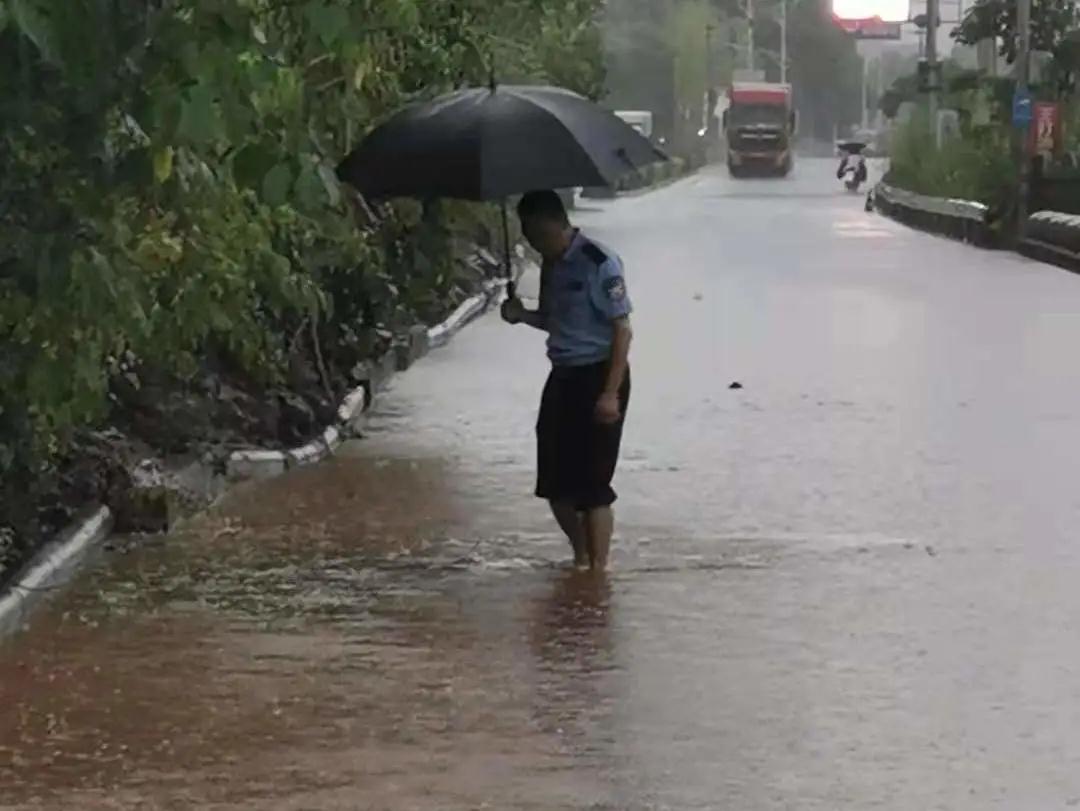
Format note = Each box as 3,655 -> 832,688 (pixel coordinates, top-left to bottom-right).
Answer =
723,83 -> 796,178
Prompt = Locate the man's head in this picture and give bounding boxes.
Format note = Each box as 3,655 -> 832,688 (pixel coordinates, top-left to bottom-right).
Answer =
517,190 -> 572,260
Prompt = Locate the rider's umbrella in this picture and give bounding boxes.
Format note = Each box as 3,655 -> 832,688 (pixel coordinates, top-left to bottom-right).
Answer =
337,83 -> 666,294
836,140 -> 867,154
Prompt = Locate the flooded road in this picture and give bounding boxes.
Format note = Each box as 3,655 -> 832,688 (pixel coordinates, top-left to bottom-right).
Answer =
6,160 -> 1080,809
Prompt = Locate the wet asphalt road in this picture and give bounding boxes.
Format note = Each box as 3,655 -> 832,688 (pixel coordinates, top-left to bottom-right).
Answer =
5,159 -> 1080,809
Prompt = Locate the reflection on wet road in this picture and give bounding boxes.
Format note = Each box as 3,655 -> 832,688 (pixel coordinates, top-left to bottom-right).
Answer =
6,161 -> 1080,809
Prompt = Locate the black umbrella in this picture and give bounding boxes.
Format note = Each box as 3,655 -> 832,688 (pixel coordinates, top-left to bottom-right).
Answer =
837,140 -> 867,155
336,84 -> 666,293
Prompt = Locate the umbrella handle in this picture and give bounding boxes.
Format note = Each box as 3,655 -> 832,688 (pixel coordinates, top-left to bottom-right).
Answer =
501,199 -> 515,299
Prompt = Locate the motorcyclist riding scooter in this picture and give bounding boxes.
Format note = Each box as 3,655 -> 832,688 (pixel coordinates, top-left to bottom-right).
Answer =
836,141 -> 868,192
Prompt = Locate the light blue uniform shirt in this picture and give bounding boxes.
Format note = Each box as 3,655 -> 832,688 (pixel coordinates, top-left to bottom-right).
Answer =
542,231 -> 632,367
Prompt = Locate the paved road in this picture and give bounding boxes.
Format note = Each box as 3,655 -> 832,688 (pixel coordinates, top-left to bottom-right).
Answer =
5,160 -> 1080,809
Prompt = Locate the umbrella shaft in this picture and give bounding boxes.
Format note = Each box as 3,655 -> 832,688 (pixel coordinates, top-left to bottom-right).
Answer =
501,200 -> 515,298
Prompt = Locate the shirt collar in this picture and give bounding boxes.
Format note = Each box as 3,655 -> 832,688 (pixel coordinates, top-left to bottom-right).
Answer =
560,229 -> 586,263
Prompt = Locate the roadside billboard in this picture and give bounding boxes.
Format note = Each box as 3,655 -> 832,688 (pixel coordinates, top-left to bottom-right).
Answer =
832,0 -> 907,38
834,17 -> 903,38
832,0 -> 909,23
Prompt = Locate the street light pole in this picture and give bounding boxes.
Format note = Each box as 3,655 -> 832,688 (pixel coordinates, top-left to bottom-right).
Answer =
747,0 -> 755,72
861,53 -> 869,130
706,23 -> 713,88
1016,0 -> 1032,236
925,0 -> 939,138
705,23 -> 716,139
780,0 -> 787,83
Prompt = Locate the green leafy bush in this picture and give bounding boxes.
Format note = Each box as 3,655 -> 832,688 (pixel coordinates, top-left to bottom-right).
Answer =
887,110 -> 1016,203
0,0 -> 605,572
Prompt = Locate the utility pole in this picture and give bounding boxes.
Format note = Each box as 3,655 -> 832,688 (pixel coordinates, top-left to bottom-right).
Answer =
861,54 -> 869,130
1016,0 -> 1032,236
705,23 -> 718,140
925,0 -> 939,139
780,0 -> 788,83
747,0 -> 755,72
706,22 -> 713,92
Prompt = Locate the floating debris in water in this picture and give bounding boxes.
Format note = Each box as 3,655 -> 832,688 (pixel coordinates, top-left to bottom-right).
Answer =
729,381 -> 743,390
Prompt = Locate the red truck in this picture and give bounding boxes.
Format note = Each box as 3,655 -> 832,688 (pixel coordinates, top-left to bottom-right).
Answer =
723,82 -> 796,178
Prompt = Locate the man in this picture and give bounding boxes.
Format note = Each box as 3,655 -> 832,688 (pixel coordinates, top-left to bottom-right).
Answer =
837,148 -> 867,187
501,190 -> 633,571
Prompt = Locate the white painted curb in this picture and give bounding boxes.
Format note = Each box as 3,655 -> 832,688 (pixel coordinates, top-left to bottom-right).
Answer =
225,274 -> 508,478
226,449 -> 288,481
0,267 -> 514,639
0,506 -> 113,638
427,279 -> 505,349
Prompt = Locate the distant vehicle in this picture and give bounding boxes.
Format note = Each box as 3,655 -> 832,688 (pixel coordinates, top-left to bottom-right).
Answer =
615,110 -> 653,140
723,82 -> 796,178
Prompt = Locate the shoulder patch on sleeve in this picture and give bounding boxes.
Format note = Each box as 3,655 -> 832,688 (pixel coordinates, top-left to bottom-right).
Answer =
603,275 -> 627,302
582,242 -> 608,266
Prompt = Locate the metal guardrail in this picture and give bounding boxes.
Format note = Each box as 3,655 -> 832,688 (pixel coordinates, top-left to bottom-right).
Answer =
1021,210 -> 1080,273
875,183 -> 988,222
873,182 -> 993,246
875,182 -> 1080,274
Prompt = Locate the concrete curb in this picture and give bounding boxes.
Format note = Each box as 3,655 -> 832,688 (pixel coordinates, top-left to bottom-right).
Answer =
616,164 -> 699,200
581,162 -> 696,201
0,268 -> 512,639
0,506 -> 113,637
428,279 -> 505,349
226,275 -> 508,480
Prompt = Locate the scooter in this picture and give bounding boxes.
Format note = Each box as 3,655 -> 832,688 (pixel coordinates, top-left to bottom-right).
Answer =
837,153 -> 867,192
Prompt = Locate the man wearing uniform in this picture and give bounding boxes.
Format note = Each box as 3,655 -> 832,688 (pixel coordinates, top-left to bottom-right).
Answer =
501,190 -> 633,571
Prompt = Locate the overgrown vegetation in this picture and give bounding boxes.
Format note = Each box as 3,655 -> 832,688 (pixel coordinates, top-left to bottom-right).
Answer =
0,0 -> 604,577
886,110 -> 1016,203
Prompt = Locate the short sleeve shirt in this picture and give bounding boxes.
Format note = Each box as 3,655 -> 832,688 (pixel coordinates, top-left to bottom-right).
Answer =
542,230 -> 632,367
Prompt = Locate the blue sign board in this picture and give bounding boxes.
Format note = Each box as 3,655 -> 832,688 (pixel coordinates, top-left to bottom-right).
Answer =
1013,89 -> 1033,128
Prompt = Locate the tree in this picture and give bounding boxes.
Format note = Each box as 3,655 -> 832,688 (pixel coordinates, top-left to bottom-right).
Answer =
762,0 -> 863,138
603,0 -> 685,143
0,0 -> 607,532
952,0 -> 1080,64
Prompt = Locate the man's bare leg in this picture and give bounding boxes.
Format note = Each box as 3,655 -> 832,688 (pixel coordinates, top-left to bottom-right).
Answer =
549,500 -> 588,567
583,506 -> 614,571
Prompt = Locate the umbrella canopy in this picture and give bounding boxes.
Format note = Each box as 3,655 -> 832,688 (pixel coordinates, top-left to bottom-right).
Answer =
336,84 -> 667,201
837,140 -> 867,155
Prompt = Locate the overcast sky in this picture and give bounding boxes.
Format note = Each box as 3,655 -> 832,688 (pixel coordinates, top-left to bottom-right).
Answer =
832,0 -> 968,25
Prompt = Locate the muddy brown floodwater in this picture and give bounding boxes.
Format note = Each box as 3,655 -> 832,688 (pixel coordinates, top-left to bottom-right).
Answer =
6,161 -> 1080,809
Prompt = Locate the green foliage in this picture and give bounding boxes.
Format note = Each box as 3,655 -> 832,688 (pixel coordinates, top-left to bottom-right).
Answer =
880,60 -> 1008,122
0,0 -> 605,503
953,0 -> 1080,98
887,110 -> 1016,203
952,0 -> 1079,65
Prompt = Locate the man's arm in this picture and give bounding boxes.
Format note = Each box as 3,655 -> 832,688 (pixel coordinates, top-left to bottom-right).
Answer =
502,261 -> 550,331
587,251 -> 633,424
604,316 -> 632,393
502,297 -> 548,331
519,304 -> 547,331
595,316 -> 631,424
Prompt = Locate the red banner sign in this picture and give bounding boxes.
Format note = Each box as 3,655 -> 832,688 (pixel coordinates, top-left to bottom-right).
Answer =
1030,102 -> 1062,156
